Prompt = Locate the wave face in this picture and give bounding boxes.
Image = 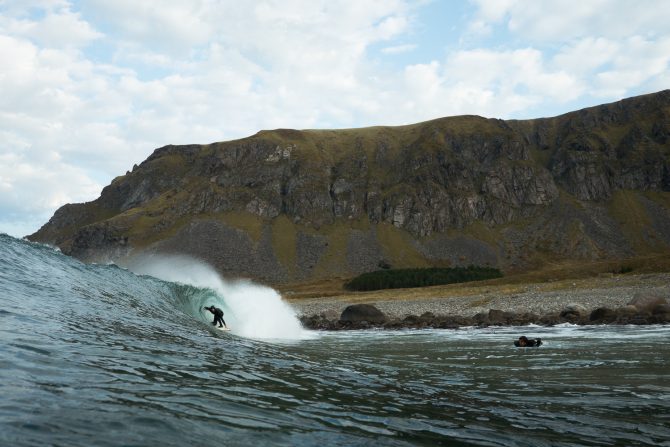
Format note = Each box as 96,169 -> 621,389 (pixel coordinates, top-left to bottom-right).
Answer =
123,254 -> 307,340
1,233 -> 670,447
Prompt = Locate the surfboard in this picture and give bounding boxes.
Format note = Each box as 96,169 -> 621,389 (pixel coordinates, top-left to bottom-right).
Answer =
215,326 -> 231,332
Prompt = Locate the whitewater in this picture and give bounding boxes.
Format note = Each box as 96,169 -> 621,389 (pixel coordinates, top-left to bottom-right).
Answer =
1,233 -> 669,446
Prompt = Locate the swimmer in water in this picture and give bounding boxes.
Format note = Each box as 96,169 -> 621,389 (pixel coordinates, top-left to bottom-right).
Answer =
515,336 -> 542,347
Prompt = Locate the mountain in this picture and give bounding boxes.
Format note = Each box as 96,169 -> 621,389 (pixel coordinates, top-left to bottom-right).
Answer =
28,90 -> 670,284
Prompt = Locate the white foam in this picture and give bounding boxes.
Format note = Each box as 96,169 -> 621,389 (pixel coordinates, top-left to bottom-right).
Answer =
125,254 -> 310,341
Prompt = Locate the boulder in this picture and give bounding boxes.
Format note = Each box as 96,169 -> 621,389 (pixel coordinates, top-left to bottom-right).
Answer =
339,304 -> 387,324
652,303 -> 670,315
508,312 -> 540,325
403,315 -> 421,325
319,309 -> 340,321
628,315 -> 652,325
560,303 -> 587,321
614,305 -> 639,324
628,291 -> 669,312
382,320 -> 406,329
651,305 -> 670,323
501,312 -> 516,325
539,312 -> 561,326
488,309 -> 506,324
419,311 -> 436,322
436,317 -> 462,329
299,314 -> 323,329
589,307 -> 616,322
617,305 -> 639,316
473,312 -> 489,325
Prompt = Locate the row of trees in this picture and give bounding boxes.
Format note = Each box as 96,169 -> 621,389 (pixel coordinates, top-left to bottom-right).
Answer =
344,266 -> 503,291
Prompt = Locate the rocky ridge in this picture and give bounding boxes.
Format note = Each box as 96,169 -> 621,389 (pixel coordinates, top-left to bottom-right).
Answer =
28,90 -> 670,284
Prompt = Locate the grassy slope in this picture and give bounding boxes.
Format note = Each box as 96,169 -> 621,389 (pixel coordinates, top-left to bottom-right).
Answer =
279,253 -> 670,302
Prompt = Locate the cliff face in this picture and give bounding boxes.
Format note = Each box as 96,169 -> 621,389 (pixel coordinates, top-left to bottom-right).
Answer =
29,90 -> 670,284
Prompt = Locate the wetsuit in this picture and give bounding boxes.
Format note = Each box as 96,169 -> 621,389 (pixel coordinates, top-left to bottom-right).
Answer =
514,337 -> 542,347
206,306 -> 227,328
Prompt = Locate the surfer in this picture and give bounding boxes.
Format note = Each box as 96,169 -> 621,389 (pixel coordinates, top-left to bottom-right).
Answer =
514,336 -> 542,347
204,305 -> 227,329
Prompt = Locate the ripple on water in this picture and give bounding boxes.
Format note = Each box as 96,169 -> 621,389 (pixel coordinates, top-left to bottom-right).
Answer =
2,234 -> 670,447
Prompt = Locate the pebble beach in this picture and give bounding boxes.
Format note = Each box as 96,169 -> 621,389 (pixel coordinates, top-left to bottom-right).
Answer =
287,272 -> 670,320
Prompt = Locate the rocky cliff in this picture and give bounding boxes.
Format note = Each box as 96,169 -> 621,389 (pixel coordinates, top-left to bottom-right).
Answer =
29,90 -> 670,284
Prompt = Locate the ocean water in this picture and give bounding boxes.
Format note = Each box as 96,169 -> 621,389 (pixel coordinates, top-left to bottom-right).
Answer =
1,233 -> 669,447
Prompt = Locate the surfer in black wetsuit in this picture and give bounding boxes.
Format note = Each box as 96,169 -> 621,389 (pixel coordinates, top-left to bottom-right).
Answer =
204,305 -> 227,329
514,336 -> 542,347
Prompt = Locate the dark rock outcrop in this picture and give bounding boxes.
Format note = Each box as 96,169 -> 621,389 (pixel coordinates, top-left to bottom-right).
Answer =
628,291 -> 669,312
27,90 -> 670,284
589,307 -> 617,323
560,304 -> 588,323
339,304 -> 387,325
299,302 -> 670,331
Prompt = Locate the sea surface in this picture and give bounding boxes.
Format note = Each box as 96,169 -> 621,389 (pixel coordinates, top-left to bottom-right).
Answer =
1,233 -> 669,447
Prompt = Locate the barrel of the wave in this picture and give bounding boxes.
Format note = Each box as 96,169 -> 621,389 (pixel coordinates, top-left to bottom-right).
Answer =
124,254 -> 306,340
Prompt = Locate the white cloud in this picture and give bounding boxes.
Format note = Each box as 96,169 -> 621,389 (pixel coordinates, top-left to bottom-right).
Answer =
0,0 -> 668,237
553,37 -> 619,75
0,150 -> 102,236
0,0 -> 72,15
470,0 -> 518,22
464,0 -> 670,109
398,48 -> 583,120
0,31 -> 143,237
0,1 -> 420,236
3,10 -> 102,47
471,0 -> 670,41
552,35 -> 670,98
0,1 -> 103,51
86,0 -> 213,52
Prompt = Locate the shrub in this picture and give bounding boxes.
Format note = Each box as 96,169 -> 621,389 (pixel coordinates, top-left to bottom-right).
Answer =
344,265 -> 503,291
612,265 -> 634,274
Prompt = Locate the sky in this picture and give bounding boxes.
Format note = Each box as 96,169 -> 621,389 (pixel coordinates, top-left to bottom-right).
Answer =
1,0 -> 669,237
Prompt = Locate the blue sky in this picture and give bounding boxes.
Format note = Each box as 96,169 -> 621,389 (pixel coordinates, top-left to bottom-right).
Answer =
1,0 -> 669,237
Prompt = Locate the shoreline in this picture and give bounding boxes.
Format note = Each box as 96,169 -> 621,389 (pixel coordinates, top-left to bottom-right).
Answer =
286,272 -> 670,329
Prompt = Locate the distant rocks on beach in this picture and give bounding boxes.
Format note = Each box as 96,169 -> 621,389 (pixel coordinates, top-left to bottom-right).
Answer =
298,291 -> 670,331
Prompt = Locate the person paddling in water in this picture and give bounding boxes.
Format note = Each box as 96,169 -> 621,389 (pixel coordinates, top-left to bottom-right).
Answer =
514,336 -> 542,347
204,305 -> 227,329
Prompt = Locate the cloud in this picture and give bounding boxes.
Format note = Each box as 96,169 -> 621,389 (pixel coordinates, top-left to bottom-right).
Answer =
0,0 -> 72,15
553,35 -> 670,98
396,47 -> 583,121
604,36 -> 670,92
0,0 -> 668,237
85,0 -> 213,52
552,37 -> 620,75
470,0 -> 670,41
464,0 -> 670,108
0,32 -> 142,236
0,1 -> 419,236
2,10 -> 102,48
0,150 -> 102,237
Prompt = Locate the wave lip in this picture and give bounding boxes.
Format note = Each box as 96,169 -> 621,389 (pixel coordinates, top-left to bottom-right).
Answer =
124,254 -> 309,341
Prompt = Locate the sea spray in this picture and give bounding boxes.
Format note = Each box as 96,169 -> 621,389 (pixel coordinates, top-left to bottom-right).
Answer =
124,254 -> 309,340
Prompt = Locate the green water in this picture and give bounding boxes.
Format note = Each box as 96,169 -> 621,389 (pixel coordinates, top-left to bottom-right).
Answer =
1,234 -> 669,446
